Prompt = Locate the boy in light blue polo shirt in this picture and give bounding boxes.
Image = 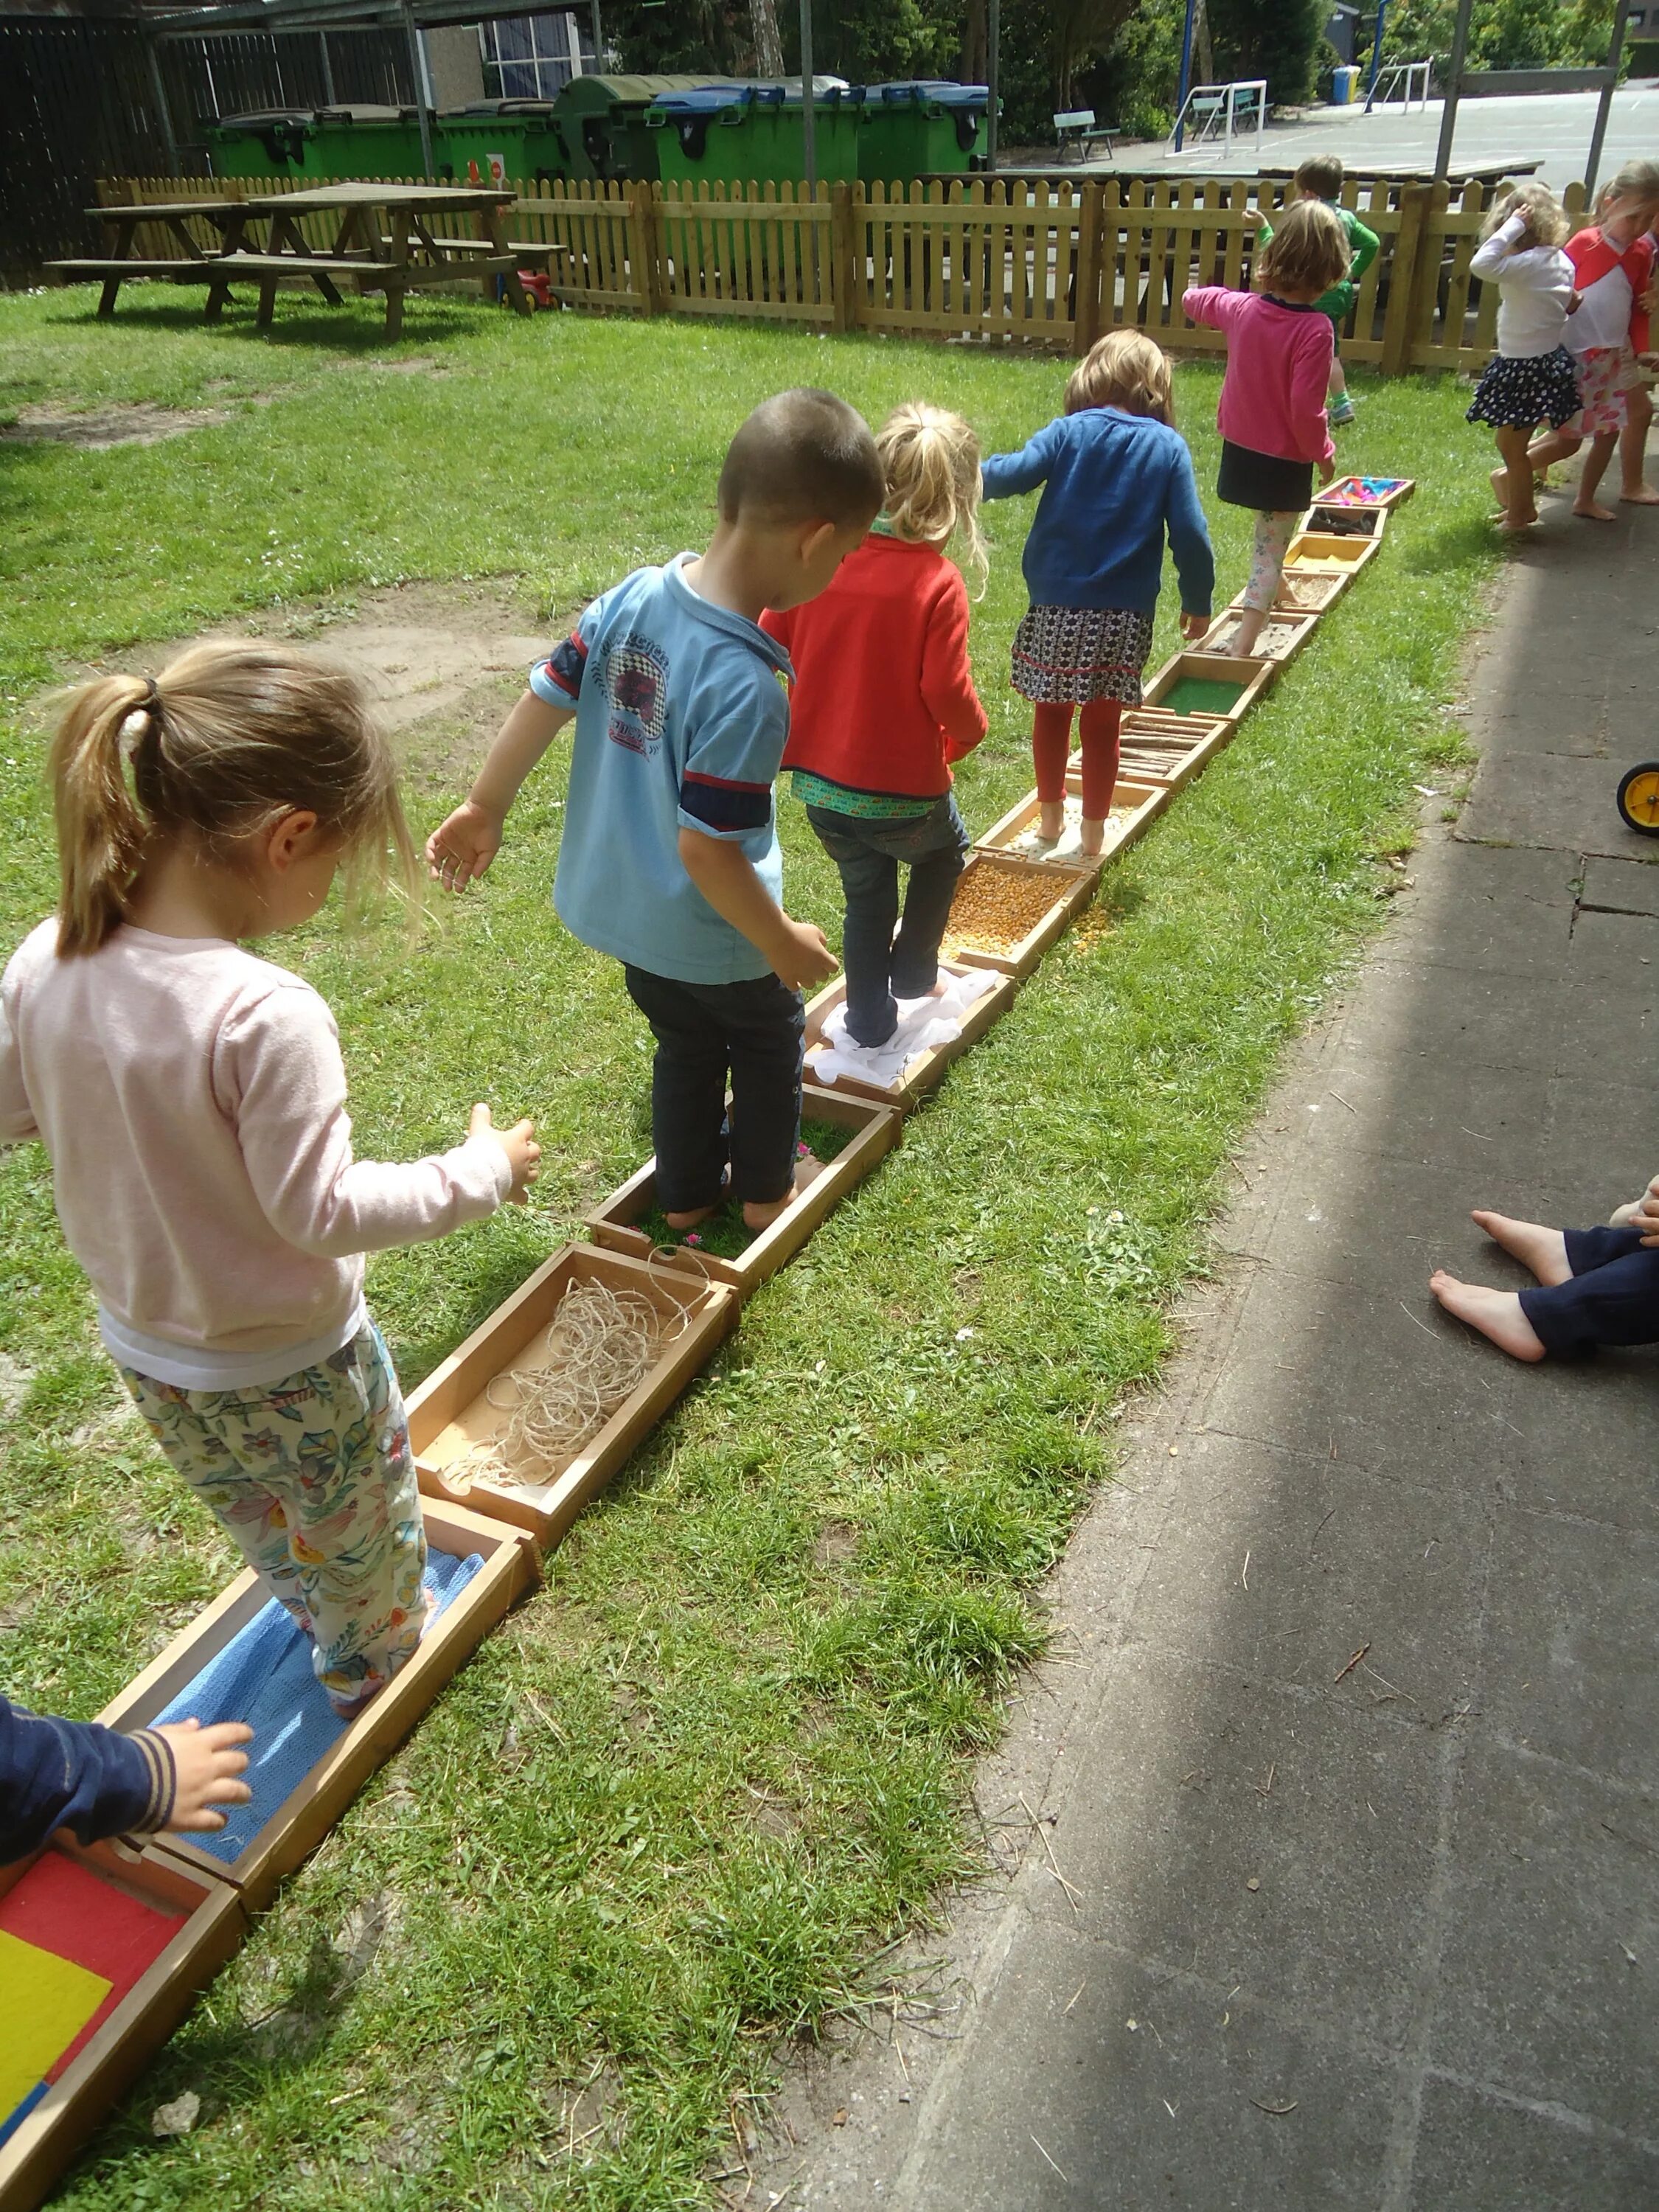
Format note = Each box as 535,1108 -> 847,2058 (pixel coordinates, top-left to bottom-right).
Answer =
427,389 -> 883,1232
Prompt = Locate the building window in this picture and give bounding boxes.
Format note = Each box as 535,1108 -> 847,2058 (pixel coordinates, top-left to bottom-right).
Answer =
479,13 -> 591,99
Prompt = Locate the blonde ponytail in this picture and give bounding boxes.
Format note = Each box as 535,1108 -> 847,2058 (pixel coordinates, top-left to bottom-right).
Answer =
46,641 -> 417,957
876,401 -> 989,598
50,673 -> 163,957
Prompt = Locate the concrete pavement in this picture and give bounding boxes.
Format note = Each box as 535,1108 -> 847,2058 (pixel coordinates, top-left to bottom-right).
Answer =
755,490 -> 1659,2207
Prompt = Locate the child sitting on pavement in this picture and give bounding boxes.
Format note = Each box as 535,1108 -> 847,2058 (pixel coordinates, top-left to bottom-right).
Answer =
762,402 -> 987,1050
427,389 -> 883,1235
1431,1184 -> 1659,1360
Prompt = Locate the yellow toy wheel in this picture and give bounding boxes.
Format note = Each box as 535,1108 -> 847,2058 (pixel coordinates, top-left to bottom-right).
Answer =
1617,763 -> 1659,836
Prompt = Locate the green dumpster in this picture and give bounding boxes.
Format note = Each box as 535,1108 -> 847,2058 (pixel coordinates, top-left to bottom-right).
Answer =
310,105 -> 428,179
438,100 -> 571,187
552,74 -> 736,183
646,83 -> 865,189
859,81 -> 989,185
202,110 -> 319,181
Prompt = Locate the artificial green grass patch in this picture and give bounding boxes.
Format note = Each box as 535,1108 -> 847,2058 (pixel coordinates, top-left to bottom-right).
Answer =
0,284 -> 1498,2210
636,1116 -> 857,1257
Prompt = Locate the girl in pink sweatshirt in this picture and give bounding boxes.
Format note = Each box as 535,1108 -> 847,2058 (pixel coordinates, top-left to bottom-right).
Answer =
0,643 -> 540,1718
1183,198 -> 1351,655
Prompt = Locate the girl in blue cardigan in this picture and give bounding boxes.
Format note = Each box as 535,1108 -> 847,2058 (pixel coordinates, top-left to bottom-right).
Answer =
981,332 -> 1214,856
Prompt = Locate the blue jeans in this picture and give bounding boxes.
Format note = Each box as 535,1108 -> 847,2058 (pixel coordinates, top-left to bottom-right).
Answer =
806,794 -> 969,1048
622,964 -> 804,1211
1518,1225 -> 1659,1356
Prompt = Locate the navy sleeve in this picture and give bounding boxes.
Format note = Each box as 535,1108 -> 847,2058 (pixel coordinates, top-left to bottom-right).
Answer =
980,418 -> 1062,502
528,629 -> 588,706
1165,442 -> 1216,619
676,663 -> 788,841
0,1694 -> 174,1863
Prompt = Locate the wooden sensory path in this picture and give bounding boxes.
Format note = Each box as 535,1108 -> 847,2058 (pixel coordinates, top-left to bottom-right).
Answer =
0,470 -> 1413,2212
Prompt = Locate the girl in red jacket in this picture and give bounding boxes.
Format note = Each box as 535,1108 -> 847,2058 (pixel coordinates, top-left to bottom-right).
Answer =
763,403 -> 987,1050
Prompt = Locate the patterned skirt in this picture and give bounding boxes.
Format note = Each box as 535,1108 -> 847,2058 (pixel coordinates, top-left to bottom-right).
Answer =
1466,347 -> 1582,431
1010,603 -> 1155,706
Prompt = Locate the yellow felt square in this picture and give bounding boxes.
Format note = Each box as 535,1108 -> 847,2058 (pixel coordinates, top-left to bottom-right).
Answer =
0,1929 -> 111,2118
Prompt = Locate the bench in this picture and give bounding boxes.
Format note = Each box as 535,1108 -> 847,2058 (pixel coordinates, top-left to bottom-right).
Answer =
1053,108 -> 1116,161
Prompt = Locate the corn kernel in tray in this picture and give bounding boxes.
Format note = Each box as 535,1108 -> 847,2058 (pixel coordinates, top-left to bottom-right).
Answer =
940,859 -> 1066,957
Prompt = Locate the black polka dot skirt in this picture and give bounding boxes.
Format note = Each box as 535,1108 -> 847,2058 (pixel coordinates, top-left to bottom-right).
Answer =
1466,347 -> 1581,431
1010,603 -> 1156,706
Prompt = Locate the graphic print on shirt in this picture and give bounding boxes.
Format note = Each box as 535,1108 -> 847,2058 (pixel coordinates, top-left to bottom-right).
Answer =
601,633 -> 670,759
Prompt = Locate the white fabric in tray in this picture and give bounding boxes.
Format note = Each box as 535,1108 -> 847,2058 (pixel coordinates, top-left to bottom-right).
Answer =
805,967 -> 1000,1093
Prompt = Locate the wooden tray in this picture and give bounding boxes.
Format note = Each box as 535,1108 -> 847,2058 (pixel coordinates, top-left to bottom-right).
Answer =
100,1498 -> 539,1910
1304,498 -> 1388,539
1141,651 -> 1278,725
1194,606 -> 1321,664
407,1244 -> 738,1545
0,1841 -> 245,2212
584,1085 -> 900,1295
1315,472 -> 1413,510
802,963 -> 1018,1112
1262,571 -> 1346,613
974,779 -> 1167,890
939,845 -> 1099,978
1282,527 -> 1381,580
1099,708 -> 1235,793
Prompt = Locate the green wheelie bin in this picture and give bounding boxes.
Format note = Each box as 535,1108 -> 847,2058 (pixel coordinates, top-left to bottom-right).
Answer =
859,81 -> 989,185
552,74 -> 736,183
646,83 -> 864,189
437,100 -> 571,187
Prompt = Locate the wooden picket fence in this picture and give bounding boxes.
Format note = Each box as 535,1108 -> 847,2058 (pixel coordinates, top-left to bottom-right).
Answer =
98,170 -> 1590,375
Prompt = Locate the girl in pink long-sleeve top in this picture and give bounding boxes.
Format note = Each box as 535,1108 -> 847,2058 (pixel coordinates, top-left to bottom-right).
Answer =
0,643 -> 540,1717
1183,198 -> 1352,654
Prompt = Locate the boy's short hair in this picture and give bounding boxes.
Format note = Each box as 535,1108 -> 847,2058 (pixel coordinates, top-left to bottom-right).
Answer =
717,388 -> 884,527
1258,198 -> 1350,297
1294,153 -> 1345,201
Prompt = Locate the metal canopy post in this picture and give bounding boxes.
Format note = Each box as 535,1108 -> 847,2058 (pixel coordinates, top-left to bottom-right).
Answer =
986,0 -> 999,169
1585,0 -> 1633,200
318,29 -> 336,101
145,35 -> 182,175
401,0 -> 436,178
588,0 -> 601,68
1367,0 -> 1387,96
798,0 -> 815,192
1432,0 -> 1475,180
1174,0 -> 1199,151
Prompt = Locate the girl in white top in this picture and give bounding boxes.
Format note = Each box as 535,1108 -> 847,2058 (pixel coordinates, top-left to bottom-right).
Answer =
1465,183 -> 1578,532
0,642 -> 539,1717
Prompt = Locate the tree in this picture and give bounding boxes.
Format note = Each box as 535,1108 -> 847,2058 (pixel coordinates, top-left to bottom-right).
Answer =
750,0 -> 784,77
1205,0 -> 1326,101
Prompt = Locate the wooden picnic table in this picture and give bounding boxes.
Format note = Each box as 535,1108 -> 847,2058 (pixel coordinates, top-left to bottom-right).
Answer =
49,183 -> 549,340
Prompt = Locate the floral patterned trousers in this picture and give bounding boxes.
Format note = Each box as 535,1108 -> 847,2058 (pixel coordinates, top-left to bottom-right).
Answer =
122,1322 -> 427,1714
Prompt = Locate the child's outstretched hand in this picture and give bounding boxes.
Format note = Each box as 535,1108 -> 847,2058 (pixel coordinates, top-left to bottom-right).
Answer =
1179,611 -> 1209,641
426,801 -> 504,891
153,1718 -> 254,1834
471,1103 -> 540,1202
771,917 -> 838,992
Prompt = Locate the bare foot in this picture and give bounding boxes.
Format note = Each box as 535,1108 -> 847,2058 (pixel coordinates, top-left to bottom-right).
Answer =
1621,483 -> 1659,504
664,1201 -> 717,1231
1469,1209 -> 1571,1286
1037,801 -> 1065,841
742,1169 -> 806,1233
1494,511 -> 1538,532
1230,610 -> 1267,657
1078,816 -> 1106,855
1428,1270 -> 1547,1361
1573,500 -> 1618,521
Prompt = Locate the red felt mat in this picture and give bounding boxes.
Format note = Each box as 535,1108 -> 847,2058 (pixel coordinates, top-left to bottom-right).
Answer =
0,1851 -> 184,2079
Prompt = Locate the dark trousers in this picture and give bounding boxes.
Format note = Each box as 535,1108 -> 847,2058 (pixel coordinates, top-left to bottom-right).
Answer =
804,793 -> 969,1048
622,964 -> 804,1212
1518,1225 -> 1659,1357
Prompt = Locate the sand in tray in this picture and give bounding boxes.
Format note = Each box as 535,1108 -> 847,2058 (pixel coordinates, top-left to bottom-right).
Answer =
1204,616 -> 1298,658
1009,792 -> 1137,860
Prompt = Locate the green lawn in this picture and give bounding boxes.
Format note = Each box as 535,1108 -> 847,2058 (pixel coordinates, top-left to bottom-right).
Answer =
1,287 -> 1496,2211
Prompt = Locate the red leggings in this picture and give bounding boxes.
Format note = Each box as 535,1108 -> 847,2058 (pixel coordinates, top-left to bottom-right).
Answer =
1032,699 -> 1122,819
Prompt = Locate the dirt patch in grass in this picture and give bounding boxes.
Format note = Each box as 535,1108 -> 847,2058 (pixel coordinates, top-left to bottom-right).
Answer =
58,577 -> 557,787
332,354 -> 452,378
1,402 -> 234,449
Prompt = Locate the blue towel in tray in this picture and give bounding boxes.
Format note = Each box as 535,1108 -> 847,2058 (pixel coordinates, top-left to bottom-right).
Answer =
154,1550 -> 484,1863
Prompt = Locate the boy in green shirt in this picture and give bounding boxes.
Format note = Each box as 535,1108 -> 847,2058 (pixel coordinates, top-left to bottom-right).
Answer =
1258,153 -> 1379,426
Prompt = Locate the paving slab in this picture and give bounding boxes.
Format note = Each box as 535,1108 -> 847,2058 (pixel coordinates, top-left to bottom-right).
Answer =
756,445 -> 1659,2211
